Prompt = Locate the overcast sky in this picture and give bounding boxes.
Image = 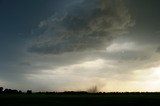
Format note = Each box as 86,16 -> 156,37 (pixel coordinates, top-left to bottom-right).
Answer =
0,0 -> 160,92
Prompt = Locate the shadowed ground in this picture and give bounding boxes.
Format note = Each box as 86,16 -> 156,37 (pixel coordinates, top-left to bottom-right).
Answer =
1,93 -> 160,106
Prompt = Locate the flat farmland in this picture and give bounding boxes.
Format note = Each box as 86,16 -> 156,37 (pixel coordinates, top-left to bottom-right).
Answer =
0,93 -> 160,106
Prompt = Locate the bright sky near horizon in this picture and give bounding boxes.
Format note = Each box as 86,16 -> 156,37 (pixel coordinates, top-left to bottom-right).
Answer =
0,0 -> 160,92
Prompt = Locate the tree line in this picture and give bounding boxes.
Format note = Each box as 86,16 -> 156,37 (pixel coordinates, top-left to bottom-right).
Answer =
1,86 -> 160,95
0,87 -> 32,94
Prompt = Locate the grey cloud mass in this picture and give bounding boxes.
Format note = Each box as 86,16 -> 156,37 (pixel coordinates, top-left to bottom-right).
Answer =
28,0 -> 134,54
1,0 -> 160,92
156,46 -> 160,53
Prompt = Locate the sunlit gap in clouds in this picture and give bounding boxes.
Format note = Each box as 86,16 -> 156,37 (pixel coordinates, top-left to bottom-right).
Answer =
132,66 -> 160,91
24,59 -> 110,91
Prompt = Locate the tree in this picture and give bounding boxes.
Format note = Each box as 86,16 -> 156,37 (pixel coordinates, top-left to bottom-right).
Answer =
0,87 -> 3,93
27,90 -> 32,94
87,85 -> 98,93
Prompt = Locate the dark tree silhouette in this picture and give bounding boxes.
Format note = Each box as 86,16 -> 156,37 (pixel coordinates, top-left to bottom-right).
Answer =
18,90 -> 22,94
27,90 -> 32,94
4,89 -> 19,94
0,87 -> 3,93
87,85 -> 98,93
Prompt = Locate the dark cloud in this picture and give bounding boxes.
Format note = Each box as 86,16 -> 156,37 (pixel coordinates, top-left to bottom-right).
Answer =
20,61 -> 31,66
1,0 -> 160,92
28,0 -> 134,54
156,46 -> 160,53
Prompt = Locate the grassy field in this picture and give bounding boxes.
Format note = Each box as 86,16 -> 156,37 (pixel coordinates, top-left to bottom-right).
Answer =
0,93 -> 160,106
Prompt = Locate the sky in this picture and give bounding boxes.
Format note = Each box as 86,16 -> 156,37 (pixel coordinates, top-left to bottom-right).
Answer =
0,0 -> 160,92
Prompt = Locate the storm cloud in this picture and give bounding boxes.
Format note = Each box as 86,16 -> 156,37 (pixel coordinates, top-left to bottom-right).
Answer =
28,0 -> 134,54
1,0 -> 160,92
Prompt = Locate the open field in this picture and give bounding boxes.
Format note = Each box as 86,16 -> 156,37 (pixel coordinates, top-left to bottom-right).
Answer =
1,93 -> 160,106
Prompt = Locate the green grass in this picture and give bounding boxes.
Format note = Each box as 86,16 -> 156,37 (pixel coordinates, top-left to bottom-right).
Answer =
0,93 -> 160,106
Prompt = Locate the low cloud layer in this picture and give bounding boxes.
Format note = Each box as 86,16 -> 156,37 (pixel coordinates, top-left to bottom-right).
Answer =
28,0 -> 134,54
